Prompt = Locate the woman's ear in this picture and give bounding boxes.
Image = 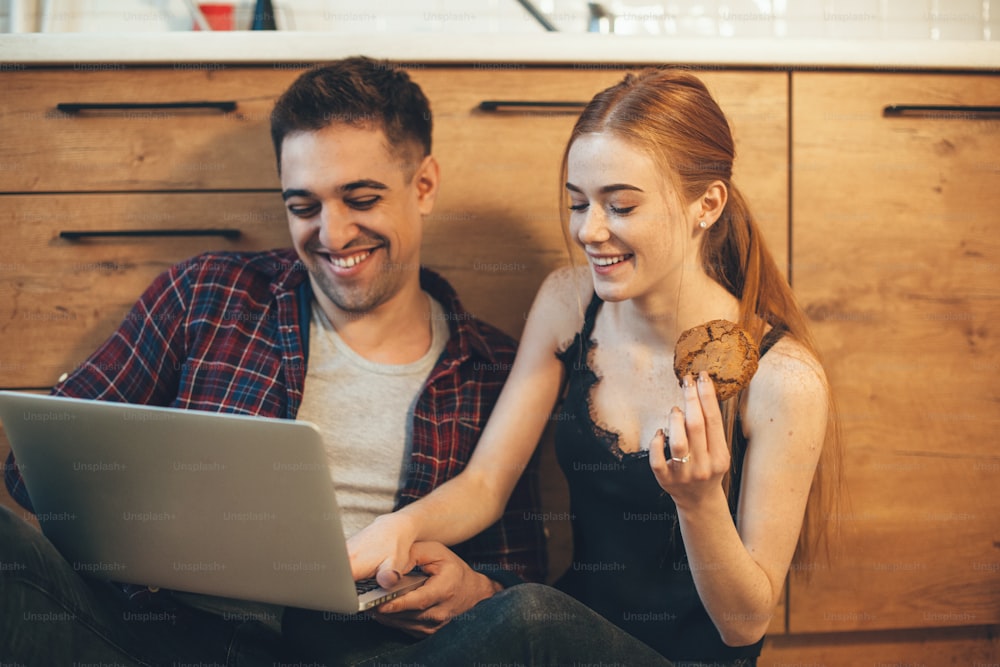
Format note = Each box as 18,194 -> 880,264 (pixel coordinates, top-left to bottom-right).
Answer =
696,180 -> 728,227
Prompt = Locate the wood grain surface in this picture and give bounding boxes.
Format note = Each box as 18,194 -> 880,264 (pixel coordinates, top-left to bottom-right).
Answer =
790,71 -> 1000,632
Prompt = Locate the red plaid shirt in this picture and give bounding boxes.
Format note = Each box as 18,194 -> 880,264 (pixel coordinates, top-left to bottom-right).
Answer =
5,248 -> 546,588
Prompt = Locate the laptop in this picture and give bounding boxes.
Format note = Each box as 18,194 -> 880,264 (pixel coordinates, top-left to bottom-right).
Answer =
0,391 -> 426,613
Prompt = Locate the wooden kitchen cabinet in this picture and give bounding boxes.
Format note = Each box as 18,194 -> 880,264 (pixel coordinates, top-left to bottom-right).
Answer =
0,65 -> 789,388
2,52 -> 996,662
0,64 -> 788,632
789,71 -> 1000,632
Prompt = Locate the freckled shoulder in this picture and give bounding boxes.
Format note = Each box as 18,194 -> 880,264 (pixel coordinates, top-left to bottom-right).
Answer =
757,337 -> 828,390
530,265 -> 593,353
743,336 -> 830,436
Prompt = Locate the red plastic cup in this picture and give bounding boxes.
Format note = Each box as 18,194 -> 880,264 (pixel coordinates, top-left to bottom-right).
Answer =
195,3 -> 235,31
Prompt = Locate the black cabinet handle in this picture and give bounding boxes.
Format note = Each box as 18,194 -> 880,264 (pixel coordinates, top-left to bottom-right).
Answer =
60,229 -> 242,240
57,101 -> 238,114
479,100 -> 587,112
883,105 -> 1000,119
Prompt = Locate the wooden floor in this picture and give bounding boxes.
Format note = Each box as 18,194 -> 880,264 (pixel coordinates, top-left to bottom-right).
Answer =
760,624 -> 999,666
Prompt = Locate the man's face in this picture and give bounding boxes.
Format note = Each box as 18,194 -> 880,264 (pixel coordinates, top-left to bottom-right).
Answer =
280,123 -> 437,319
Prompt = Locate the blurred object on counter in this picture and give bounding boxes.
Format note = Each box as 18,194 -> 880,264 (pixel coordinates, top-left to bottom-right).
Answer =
181,0 -> 211,30
251,0 -> 277,30
195,3 -> 235,31
588,2 -> 615,32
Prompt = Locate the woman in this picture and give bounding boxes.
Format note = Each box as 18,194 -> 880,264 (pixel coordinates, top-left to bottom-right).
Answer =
348,68 -> 839,666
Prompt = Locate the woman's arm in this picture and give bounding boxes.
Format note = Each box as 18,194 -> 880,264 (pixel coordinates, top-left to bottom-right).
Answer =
649,339 -> 829,646
349,267 -> 588,584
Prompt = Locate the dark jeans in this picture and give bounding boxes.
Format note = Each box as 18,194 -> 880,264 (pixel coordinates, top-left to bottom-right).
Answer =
0,505 -> 289,666
287,584 -> 674,667
286,585 -> 760,667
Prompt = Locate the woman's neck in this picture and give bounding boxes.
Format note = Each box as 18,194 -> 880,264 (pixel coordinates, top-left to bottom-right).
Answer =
617,270 -> 741,347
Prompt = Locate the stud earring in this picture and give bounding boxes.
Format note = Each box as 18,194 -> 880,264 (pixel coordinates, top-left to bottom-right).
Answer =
698,220 -> 708,229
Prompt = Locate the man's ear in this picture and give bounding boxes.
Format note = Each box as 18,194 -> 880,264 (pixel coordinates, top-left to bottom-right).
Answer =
413,154 -> 440,216
696,180 -> 728,226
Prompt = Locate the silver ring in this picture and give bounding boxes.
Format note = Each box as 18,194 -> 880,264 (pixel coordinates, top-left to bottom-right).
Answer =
670,455 -> 690,464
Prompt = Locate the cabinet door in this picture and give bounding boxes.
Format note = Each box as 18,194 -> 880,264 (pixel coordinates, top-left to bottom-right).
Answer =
410,68 -> 788,632
790,72 -> 1000,632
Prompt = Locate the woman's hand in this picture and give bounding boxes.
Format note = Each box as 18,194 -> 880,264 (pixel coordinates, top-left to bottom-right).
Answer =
648,371 -> 731,510
347,512 -> 419,589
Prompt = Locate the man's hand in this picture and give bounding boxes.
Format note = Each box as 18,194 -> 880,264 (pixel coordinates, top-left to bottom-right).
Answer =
370,541 -> 502,637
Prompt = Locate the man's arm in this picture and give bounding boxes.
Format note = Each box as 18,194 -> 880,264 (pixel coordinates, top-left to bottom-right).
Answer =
53,264 -> 190,405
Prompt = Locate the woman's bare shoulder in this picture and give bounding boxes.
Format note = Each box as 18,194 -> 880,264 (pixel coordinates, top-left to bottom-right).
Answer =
540,265 -> 592,305
758,337 -> 828,390
527,265 -> 594,352
744,335 -> 830,438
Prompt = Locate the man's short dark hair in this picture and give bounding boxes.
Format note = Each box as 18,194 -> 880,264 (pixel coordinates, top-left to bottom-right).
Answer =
270,56 -> 432,172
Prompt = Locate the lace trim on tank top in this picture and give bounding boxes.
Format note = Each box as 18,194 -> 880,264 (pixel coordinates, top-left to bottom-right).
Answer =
556,293 -> 787,466
556,293 -> 647,463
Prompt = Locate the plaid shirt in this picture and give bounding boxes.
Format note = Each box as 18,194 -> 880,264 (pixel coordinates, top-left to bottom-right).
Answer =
5,248 -> 546,593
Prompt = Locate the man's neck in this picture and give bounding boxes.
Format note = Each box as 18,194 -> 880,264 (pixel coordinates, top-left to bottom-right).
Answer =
313,280 -> 433,365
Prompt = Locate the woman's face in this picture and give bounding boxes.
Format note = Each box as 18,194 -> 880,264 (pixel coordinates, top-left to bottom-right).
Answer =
566,132 -> 701,306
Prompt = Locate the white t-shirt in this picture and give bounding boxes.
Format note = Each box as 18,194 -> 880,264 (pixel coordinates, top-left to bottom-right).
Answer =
295,293 -> 449,539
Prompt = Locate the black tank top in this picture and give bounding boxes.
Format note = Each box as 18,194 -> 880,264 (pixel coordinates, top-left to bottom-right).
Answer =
553,293 -> 783,662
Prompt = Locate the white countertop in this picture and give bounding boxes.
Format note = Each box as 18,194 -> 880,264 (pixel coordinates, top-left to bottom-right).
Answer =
1,32 -> 998,70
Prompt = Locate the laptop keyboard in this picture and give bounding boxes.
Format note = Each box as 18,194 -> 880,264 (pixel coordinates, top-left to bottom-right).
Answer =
355,578 -> 381,594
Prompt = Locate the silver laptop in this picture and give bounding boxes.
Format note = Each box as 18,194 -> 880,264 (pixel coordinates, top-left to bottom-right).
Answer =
0,391 -> 426,613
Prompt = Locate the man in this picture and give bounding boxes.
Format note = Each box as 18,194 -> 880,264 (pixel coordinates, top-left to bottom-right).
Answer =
1,57 -> 545,665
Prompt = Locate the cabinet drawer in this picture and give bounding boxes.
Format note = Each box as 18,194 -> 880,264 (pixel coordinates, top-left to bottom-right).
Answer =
0,66 -> 303,192
790,72 -> 1000,632
0,192 -> 290,388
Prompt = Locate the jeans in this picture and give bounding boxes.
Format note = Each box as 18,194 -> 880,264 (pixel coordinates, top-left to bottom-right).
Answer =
287,583 -> 675,667
0,505 -> 289,666
290,585 -> 757,667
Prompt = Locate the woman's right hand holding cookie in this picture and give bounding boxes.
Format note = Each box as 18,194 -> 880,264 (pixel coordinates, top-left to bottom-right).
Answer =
648,371 -> 731,510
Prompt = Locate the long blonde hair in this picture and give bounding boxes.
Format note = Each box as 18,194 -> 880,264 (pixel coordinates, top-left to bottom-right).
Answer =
560,68 -> 842,568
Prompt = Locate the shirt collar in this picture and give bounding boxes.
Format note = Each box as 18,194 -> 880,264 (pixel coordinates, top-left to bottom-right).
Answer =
419,267 -> 499,366
256,248 -> 309,292
255,249 -> 498,365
